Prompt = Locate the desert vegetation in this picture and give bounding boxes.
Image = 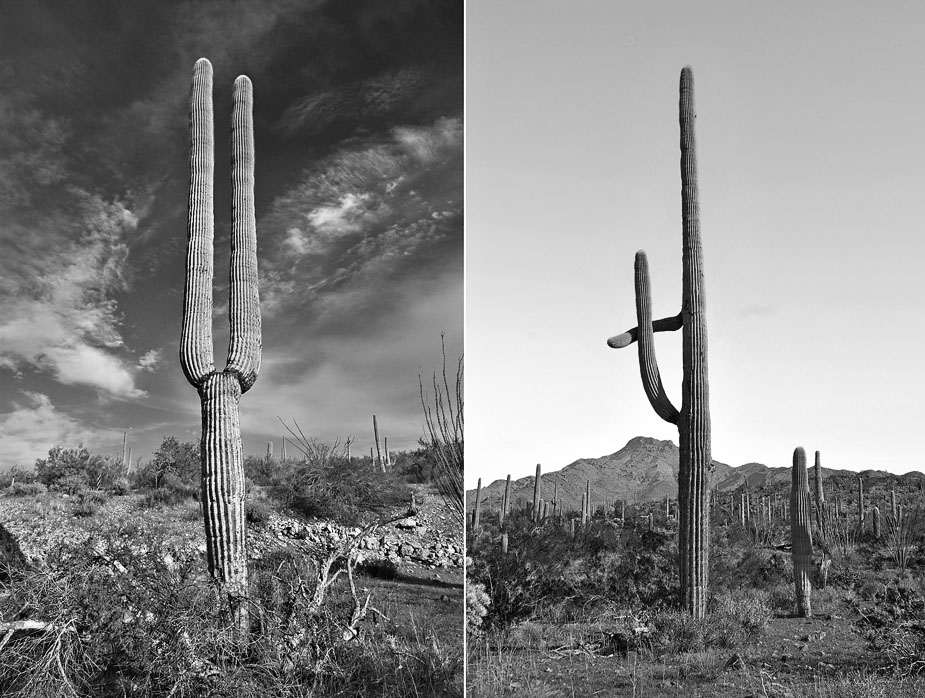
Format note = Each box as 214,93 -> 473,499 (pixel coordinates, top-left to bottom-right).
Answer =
467,458 -> 925,697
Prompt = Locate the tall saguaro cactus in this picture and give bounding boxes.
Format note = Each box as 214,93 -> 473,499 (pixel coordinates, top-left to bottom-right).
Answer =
607,66 -> 711,617
181,58 -> 261,633
790,447 -> 813,617
532,464 -> 542,522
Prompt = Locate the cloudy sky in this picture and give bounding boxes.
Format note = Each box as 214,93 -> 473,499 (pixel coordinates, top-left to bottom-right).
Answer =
467,1 -> 925,486
0,0 -> 461,469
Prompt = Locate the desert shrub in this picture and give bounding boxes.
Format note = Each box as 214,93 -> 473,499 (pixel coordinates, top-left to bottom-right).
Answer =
468,511 -> 676,628
269,456 -> 410,526
72,490 -> 108,518
56,473 -> 90,496
244,499 -> 272,525
855,576 -> 925,676
108,478 -> 130,496
0,537 -> 462,697
35,445 -> 125,491
0,465 -> 39,488
5,481 -> 47,497
132,436 -> 199,491
645,590 -> 772,656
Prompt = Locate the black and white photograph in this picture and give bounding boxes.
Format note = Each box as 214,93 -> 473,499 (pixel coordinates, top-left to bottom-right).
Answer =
0,1 -> 462,696
466,3 -> 925,696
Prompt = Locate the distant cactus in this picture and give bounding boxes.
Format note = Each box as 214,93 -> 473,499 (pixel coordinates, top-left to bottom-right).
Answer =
790,447 -> 813,617
872,505 -> 881,538
473,478 -> 482,529
891,489 -> 898,520
532,464 -> 542,522
857,476 -> 865,529
180,59 -> 260,633
813,451 -> 825,531
500,474 -> 511,528
501,532 -> 509,554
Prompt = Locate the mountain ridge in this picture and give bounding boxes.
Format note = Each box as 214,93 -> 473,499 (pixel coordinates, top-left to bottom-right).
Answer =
467,436 -> 924,514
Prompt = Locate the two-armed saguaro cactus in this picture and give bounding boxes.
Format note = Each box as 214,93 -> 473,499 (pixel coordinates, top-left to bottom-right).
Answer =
180,58 -> 261,633
790,447 -> 813,617
607,66 -> 711,617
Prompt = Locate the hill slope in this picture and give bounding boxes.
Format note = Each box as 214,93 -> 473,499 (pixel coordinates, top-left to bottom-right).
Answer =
468,436 -> 924,514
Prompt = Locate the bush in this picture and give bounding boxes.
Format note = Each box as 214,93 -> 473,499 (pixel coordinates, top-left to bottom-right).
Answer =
468,511 -> 676,628
108,478 -> 130,496
5,481 -> 47,497
72,490 -> 108,518
35,445 -> 125,491
244,500 -> 273,525
0,465 -> 39,489
132,436 -> 199,490
269,457 -> 411,527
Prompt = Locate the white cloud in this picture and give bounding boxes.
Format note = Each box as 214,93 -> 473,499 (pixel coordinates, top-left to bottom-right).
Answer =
138,349 -> 162,372
0,192 -> 146,399
0,392 -> 95,468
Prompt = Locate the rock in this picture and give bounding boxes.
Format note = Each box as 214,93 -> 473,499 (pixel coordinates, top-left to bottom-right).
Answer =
395,518 -> 418,529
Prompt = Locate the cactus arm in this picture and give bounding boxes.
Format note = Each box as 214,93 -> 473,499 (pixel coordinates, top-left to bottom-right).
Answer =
225,75 -> 262,393
607,312 -> 683,349
180,58 -> 216,387
630,251 -> 680,424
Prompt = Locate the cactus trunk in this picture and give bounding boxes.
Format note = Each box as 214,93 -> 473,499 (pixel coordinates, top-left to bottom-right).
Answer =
181,59 -> 261,635
532,464 -> 542,522
607,67 -> 710,616
790,447 -> 813,617
872,505 -> 881,538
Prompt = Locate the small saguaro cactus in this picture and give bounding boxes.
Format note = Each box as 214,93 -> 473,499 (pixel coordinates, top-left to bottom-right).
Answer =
532,464 -> 542,522
473,478 -> 482,530
872,505 -> 881,538
607,67 -> 711,617
180,58 -> 261,633
857,476 -> 865,528
790,447 -> 814,617
813,451 -> 825,531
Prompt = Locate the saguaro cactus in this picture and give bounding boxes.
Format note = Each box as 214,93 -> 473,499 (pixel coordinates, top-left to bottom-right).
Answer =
872,505 -> 881,538
790,447 -> 813,617
532,464 -> 542,522
813,451 -> 825,532
180,58 -> 260,633
607,67 -> 711,617
857,476 -> 865,528
473,478 -> 482,529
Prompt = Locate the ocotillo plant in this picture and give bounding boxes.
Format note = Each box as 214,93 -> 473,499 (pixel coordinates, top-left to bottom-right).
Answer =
180,58 -> 260,633
606,67 -> 712,617
790,447 -> 813,617
532,464 -> 542,522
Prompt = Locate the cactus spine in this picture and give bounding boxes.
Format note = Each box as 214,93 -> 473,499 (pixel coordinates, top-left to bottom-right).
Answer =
608,67 -> 711,616
790,447 -> 813,617
532,464 -> 542,522
180,59 -> 260,633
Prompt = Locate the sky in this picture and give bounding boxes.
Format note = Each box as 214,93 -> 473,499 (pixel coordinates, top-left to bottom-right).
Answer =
466,1 -> 925,487
0,0 -> 462,469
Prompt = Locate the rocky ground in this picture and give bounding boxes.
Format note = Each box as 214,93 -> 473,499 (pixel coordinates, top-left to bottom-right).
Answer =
0,483 -> 463,579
